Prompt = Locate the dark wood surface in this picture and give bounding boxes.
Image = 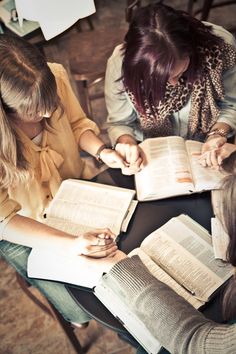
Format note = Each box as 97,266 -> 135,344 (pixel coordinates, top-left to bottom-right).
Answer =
66,169 -> 222,333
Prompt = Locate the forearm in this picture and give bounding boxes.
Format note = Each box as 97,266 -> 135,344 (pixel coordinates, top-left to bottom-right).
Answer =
105,256 -> 236,354
3,214 -> 75,250
79,129 -> 107,157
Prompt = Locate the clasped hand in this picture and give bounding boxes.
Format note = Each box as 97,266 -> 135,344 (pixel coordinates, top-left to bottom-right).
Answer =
99,143 -> 145,175
73,228 -> 118,258
199,136 -> 236,168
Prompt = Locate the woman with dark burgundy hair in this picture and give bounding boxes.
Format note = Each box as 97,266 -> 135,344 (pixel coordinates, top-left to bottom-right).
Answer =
105,3 -> 236,175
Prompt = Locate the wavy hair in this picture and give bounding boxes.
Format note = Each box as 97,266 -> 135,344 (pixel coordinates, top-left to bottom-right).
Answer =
122,3 -> 223,113
0,34 -> 61,188
217,152 -> 236,321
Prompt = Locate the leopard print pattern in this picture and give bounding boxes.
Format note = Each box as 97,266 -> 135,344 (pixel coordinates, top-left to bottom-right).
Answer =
127,42 -> 236,139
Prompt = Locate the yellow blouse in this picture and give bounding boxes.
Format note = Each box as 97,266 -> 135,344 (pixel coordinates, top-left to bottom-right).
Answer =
0,63 -> 99,236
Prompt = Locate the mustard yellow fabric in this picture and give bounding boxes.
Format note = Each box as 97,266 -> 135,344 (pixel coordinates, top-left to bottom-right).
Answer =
0,63 -> 99,236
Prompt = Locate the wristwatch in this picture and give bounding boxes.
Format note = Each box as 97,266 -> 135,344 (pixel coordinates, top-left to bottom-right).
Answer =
95,144 -> 111,163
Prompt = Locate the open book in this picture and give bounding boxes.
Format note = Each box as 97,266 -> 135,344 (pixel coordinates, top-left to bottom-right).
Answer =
94,214 -> 233,354
135,136 -> 225,201
27,178 -> 136,288
44,178 -> 136,236
28,214 -> 233,297
127,214 -> 233,309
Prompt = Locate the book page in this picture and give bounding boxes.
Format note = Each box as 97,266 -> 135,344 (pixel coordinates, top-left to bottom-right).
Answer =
45,179 -> 135,235
129,248 -> 204,308
140,215 -> 233,302
135,136 -> 194,201
45,217 -> 92,236
211,217 -> 229,261
27,248 -> 104,288
186,140 -> 225,191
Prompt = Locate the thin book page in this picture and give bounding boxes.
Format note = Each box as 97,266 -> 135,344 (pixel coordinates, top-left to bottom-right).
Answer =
140,215 -> 233,302
135,136 -> 194,201
45,179 -> 135,235
27,248 -> 112,288
185,140 -> 224,191
211,217 -> 229,261
129,248 -> 204,308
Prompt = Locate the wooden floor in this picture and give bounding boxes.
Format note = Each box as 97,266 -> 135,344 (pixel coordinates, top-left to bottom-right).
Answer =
1,0 -> 236,353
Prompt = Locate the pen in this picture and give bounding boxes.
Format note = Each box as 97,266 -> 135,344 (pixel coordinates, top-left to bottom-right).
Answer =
181,283 -> 195,296
181,283 -> 206,302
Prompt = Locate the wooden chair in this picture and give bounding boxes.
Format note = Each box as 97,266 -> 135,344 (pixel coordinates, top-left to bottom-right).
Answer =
16,273 -> 84,354
61,26 -> 127,120
187,0 -> 236,22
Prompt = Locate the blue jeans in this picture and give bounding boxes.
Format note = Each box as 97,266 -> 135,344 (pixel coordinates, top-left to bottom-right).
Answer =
0,240 -> 91,324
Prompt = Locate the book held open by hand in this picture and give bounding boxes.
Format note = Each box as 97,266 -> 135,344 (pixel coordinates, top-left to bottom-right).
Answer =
28,214 -> 233,300
135,136 -> 225,201
94,214 -> 234,354
44,178 -> 137,236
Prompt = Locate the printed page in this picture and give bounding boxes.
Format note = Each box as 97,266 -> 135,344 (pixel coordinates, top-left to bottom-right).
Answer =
45,217 -> 92,236
211,217 -> 229,261
45,179 -> 135,236
95,274 -> 162,354
129,248 -> 204,308
27,248 -> 105,288
135,136 -> 194,201
185,140 -> 225,191
121,200 -> 138,232
140,215 -> 233,302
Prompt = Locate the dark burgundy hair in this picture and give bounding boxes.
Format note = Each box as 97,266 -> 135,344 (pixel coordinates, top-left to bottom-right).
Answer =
122,3 -> 223,113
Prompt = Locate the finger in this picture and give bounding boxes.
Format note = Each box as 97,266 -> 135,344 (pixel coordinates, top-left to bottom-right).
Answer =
95,228 -> 116,239
121,166 -> 136,175
129,145 -> 141,165
84,244 -> 118,258
205,151 -> 212,167
87,228 -> 115,238
209,150 -> 219,168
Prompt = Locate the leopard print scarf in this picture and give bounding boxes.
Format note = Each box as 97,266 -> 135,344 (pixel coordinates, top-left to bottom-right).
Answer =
127,42 -> 236,139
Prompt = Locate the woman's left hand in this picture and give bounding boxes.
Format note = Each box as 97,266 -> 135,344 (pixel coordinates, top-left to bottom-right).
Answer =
99,148 -> 127,170
74,228 -> 118,258
199,136 -> 226,168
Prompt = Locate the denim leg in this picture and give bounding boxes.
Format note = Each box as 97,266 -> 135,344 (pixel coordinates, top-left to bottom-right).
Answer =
0,240 -> 91,324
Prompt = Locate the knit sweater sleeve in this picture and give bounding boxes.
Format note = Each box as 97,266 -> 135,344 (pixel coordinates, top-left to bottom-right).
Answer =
103,256 -> 236,354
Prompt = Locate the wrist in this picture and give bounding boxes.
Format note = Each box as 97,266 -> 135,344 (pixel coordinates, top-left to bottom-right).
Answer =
205,127 -> 229,142
95,144 -> 112,163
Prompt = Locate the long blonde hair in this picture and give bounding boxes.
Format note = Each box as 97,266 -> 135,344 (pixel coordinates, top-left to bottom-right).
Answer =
0,34 -> 61,188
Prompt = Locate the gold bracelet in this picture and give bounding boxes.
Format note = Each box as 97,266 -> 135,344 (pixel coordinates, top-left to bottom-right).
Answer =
206,128 -> 229,141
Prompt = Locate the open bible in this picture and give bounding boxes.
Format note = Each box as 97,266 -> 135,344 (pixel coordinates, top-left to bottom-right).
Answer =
127,214 -> 233,308
94,214 -> 233,354
27,178 -> 136,288
44,178 -> 136,236
135,136 -> 225,201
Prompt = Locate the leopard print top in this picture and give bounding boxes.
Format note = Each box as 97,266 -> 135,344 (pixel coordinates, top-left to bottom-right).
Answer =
127,42 -> 236,139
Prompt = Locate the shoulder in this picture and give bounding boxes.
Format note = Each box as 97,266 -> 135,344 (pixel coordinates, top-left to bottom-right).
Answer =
47,62 -> 67,78
107,44 -> 124,72
46,63 -> 71,96
203,21 -> 236,47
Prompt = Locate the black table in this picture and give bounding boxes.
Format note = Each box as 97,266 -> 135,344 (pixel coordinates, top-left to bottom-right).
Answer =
66,169 -> 226,335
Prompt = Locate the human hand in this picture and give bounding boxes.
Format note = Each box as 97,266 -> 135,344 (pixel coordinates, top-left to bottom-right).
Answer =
199,136 -> 226,168
115,142 -> 144,175
74,228 -> 118,258
78,250 -> 127,275
99,148 -> 127,170
215,143 -> 236,166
